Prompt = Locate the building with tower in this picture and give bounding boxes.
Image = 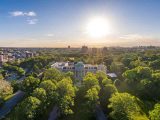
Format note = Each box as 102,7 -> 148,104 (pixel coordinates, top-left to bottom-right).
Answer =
51,61 -> 106,81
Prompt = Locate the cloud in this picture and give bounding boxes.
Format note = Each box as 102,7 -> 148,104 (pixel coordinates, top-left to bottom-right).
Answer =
10,11 -> 36,17
119,34 -> 144,40
10,11 -> 38,25
27,19 -> 38,24
46,34 -> 54,37
25,11 -> 36,16
10,11 -> 24,16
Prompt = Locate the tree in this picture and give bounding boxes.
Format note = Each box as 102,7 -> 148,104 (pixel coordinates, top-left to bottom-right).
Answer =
64,71 -> 74,81
123,66 -> 152,81
149,59 -> 160,70
83,72 -> 99,90
96,71 -> 107,81
110,62 -> 125,75
3,63 -> 25,77
11,80 -> 20,92
103,56 -> 113,68
0,73 -> 4,80
104,84 -> 117,98
121,53 -> 138,67
96,71 -> 109,86
152,73 -> 160,81
108,93 -> 148,120
14,96 -> 41,120
19,56 -> 53,72
32,88 -> 47,103
22,76 -> 40,93
39,80 -> 57,103
122,57 -> 132,67
129,60 -> 147,68
102,78 -> 112,86
138,73 -> 160,100
149,103 -> 160,120
43,68 -> 63,82
0,80 -> 13,99
100,84 -> 117,109
95,72 -> 115,110
82,73 -> 101,112
85,87 -> 100,110
16,67 -> 25,76
114,79 -> 121,87
123,69 -> 137,82
137,66 -> 152,79
122,66 -> 154,100
57,78 -> 76,115
33,64 -> 40,73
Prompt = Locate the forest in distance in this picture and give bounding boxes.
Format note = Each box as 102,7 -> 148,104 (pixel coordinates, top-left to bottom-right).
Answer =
0,46 -> 160,120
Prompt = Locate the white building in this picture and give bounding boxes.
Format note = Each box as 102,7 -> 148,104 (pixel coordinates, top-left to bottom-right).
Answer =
51,61 -> 106,80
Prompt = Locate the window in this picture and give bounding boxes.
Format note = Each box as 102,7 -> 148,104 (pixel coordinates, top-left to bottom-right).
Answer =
94,67 -> 97,69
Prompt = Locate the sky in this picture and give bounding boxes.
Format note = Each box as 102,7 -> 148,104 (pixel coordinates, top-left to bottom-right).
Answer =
0,0 -> 160,47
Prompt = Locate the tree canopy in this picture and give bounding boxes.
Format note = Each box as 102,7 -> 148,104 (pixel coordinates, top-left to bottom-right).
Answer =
108,93 -> 148,120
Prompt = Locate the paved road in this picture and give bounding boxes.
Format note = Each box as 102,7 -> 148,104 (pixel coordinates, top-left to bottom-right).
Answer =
0,90 -> 25,119
48,105 -> 59,120
95,105 -> 107,120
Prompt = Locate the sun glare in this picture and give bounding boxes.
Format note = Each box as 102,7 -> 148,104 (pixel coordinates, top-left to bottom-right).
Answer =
86,17 -> 111,38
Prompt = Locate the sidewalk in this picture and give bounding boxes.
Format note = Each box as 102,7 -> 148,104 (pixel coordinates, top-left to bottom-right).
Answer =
0,90 -> 25,119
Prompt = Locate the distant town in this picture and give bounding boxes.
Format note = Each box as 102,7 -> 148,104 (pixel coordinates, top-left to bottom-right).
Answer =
0,45 -> 158,65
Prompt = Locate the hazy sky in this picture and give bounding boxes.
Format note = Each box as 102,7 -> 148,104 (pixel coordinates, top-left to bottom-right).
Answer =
0,0 -> 160,47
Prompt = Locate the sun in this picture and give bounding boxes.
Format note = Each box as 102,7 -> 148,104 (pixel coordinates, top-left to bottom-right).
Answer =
86,17 -> 111,38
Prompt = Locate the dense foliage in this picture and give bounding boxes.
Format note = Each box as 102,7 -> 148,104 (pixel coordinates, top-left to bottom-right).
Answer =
1,47 -> 160,120
0,79 -> 13,99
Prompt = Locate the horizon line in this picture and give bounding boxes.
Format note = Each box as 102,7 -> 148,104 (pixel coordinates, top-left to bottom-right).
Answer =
0,45 -> 159,49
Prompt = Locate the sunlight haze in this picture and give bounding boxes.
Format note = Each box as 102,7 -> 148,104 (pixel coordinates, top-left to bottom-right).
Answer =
0,0 -> 160,47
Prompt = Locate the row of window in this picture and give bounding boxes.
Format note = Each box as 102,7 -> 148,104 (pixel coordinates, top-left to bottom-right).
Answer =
63,67 -> 75,69
62,66 -> 97,70
85,67 -> 97,69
